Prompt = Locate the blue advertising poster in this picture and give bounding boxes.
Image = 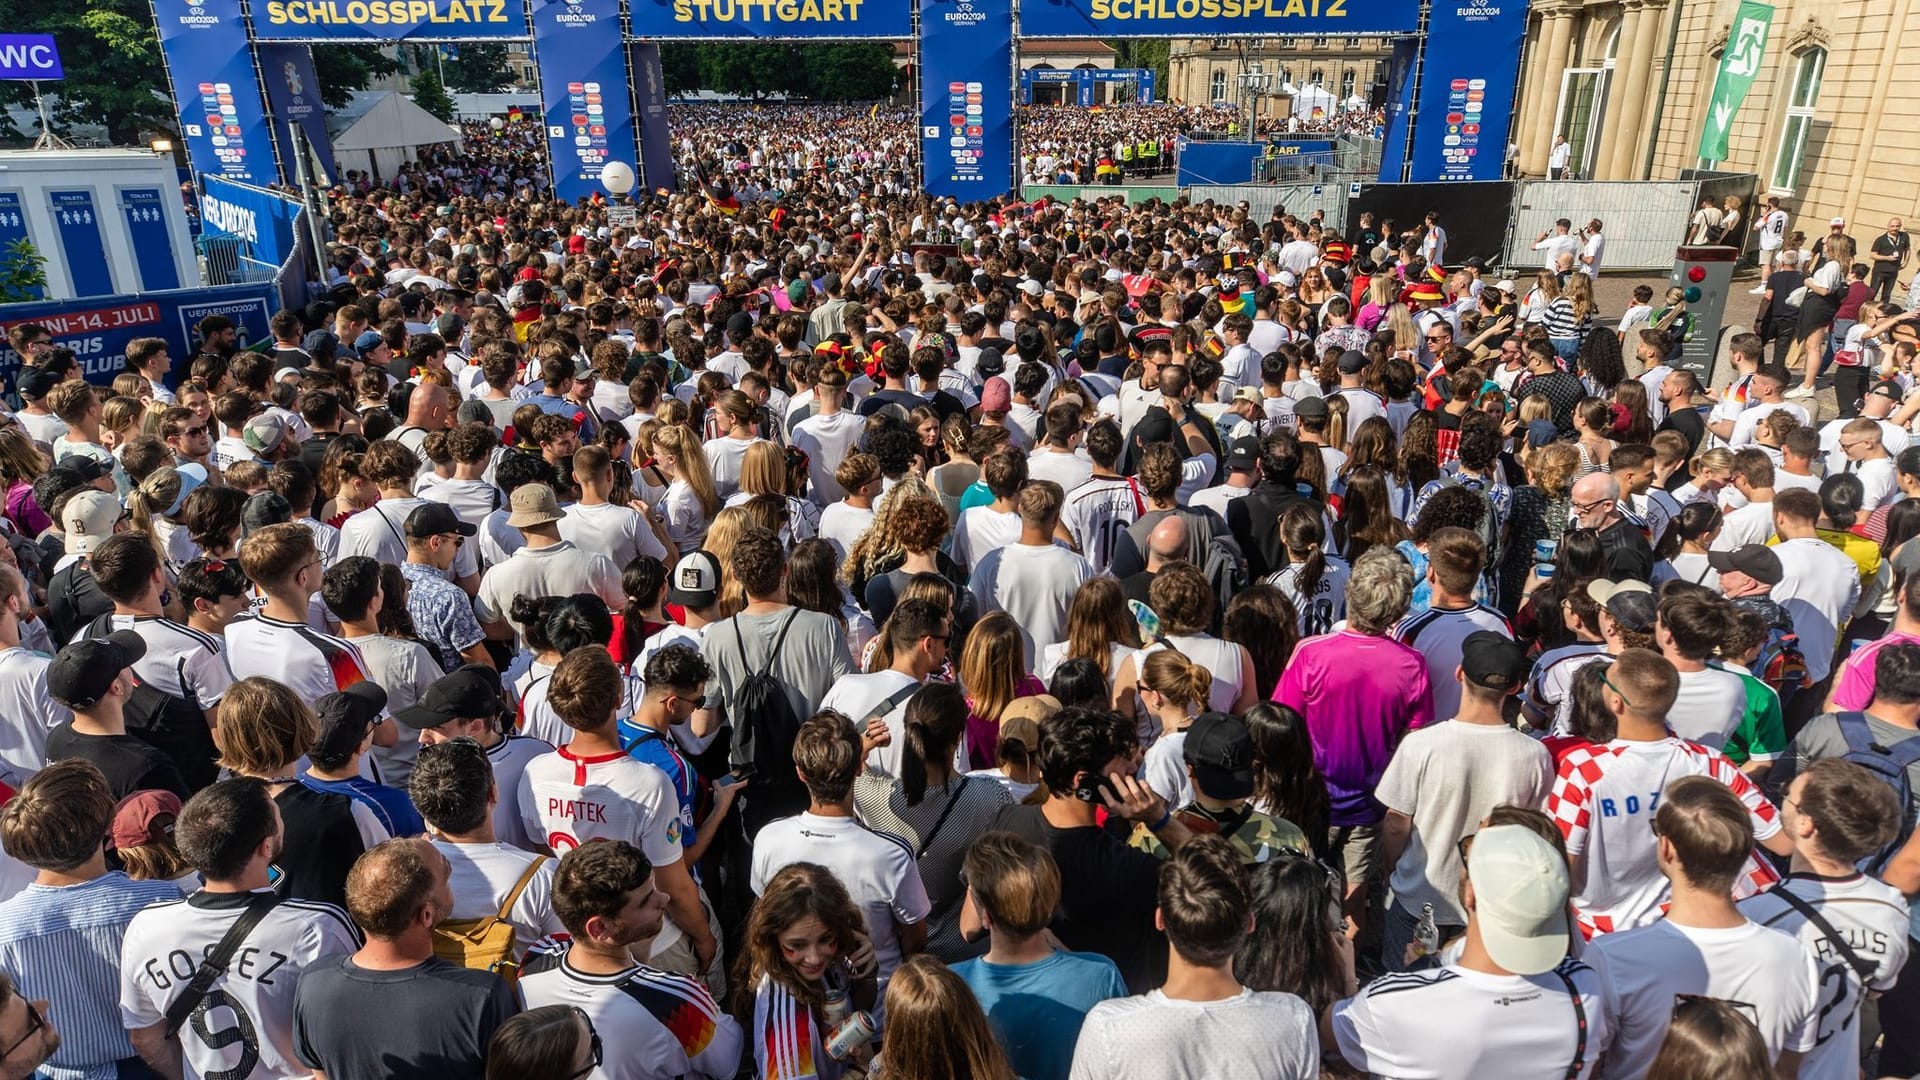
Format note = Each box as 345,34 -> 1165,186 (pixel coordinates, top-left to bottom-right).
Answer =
629,43 -> 678,194
251,0 -> 529,40
919,0 -> 1014,202
534,0 -> 640,204
199,175 -> 302,270
0,35 -> 62,79
152,0 -> 275,185
630,0 -> 912,38
1378,37 -> 1418,181
49,190 -> 113,298
119,189 -> 181,293
1407,0 -> 1526,182
0,284 -> 275,391
1018,0 -> 1418,40
0,192 -> 38,300
256,44 -> 339,186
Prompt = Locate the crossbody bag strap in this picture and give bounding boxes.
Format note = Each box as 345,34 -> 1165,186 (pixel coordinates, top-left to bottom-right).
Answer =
163,892 -> 280,1039
496,856 -> 548,921
1772,884 -> 1878,982
914,776 -> 970,860
1550,965 -> 1588,1080
863,681 -> 921,727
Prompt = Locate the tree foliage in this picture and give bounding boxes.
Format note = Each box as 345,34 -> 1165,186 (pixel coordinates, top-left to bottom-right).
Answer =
312,45 -> 401,110
0,239 -> 47,304
410,68 -> 455,123
438,43 -> 516,94
1109,39 -> 1169,94
0,0 -> 172,144
659,42 -> 898,101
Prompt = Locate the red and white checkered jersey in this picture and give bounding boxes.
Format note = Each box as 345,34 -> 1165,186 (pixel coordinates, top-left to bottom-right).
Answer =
1547,736 -> 1782,938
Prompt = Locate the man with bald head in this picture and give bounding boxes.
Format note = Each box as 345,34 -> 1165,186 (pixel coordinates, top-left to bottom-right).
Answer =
1571,472 -> 1654,582
293,837 -> 520,1078
1121,514 -> 1188,607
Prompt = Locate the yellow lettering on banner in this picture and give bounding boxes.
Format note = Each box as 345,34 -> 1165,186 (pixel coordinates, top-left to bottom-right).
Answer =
1282,0 -> 1304,14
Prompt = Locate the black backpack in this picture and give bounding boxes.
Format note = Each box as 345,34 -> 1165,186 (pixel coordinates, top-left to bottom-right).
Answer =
1834,712 -> 1920,873
734,610 -> 805,797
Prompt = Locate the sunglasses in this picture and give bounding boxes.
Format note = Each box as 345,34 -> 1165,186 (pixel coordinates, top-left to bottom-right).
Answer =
181,426 -> 208,437
1672,993 -> 1759,1024
1600,668 -> 1636,711
564,1006 -> 603,1080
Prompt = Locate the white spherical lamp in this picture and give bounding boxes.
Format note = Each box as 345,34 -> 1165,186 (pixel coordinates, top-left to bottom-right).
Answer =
600,161 -> 637,196
489,117 -> 505,132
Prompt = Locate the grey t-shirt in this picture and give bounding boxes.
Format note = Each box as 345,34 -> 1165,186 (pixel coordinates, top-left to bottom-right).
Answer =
293,955 -> 518,1080
1776,711 -> 1920,817
702,606 -> 852,754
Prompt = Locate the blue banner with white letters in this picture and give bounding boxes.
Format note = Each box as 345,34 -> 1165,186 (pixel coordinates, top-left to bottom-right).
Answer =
919,0 -> 1015,202
1408,0 -> 1526,182
198,174 -> 302,271
0,35 -> 62,80
49,190 -> 113,297
256,43 -> 338,186
1379,36 -> 1418,181
534,0 -> 640,204
152,0 -> 276,185
629,0 -> 911,39
119,188 -> 181,292
0,192 -> 38,300
0,285 -> 276,392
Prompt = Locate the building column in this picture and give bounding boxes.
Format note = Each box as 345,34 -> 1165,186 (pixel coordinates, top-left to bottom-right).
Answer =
1522,7 -> 1578,175
1593,2 -> 1643,179
1609,0 -> 1666,177
1513,13 -> 1551,166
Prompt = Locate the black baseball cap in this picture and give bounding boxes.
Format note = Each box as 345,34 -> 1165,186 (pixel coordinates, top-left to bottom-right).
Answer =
1224,435 -> 1259,470
16,368 -> 57,400
310,682 -> 389,763
1336,350 -> 1369,374
1184,712 -> 1255,800
393,664 -> 507,729
1708,543 -> 1784,586
55,455 -> 111,485
241,491 -> 291,536
405,502 -> 478,539
1461,631 -> 1529,691
47,630 -> 146,710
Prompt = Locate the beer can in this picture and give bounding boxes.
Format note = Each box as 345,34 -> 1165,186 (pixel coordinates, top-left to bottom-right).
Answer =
825,1011 -> 876,1061
823,988 -> 852,1029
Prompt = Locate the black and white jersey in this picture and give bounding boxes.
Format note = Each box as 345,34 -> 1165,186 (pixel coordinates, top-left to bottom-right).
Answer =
1061,476 -> 1142,577
521,939 -> 743,1080
119,889 -> 362,1080
80,613 -> 232,791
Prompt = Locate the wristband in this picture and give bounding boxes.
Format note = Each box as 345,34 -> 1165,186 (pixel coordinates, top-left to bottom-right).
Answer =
1148,809 -> 1172,832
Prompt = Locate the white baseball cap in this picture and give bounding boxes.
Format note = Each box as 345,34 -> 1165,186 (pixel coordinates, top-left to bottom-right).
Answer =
1467,825 -> 1571,975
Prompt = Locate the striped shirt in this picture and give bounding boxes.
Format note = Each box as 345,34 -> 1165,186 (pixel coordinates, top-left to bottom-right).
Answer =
0,873 -> 183,1080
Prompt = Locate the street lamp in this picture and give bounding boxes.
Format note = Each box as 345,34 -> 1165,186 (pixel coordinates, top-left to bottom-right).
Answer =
150,138 -> 174,154
1237,71 -> 1273,143
489,117 -> 505,132
601,160 -> 636,204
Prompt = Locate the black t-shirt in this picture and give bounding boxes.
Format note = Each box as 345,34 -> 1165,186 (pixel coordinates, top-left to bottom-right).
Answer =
301,432 -> 345,479
45,725 -> 190,802
1599,517 -> 1656,583
990,802 -> 1167,992
858,388 -> 926,419
46,559 -> 111,646
275,783 -> 372,910
1659,405 -> 1707,459
1872,232 -> 1910,265
1120,570 -> 1156,608
293,955 -> 518,1080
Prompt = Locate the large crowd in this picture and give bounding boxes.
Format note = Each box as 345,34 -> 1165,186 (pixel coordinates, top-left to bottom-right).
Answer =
0,112 -> 1919,1080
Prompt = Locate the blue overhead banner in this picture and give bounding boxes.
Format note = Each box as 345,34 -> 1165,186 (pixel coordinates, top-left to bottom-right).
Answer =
919,0 -> 1014,202
0,193 -> 37,300
152,0 -> 275,185
630,43 -> 679,194
1379,36 -> 1418,181
256,44 -> 338,186
199,175 -> 302,271
251,0 -> 530,40
0,35 -> 62,80
119,189 -> 182,292
534,0 -> 639,203
1018,0 -> 1419,39
1408,0 -> 1526,181
0,284 -> 276,391
49,190 -> 113,298
630,0 -> 913,38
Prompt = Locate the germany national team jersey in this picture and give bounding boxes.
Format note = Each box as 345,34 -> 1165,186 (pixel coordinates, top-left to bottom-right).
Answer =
225,612 -> 373,706
520,938 -> 742,1080
119,890 -> 362,1080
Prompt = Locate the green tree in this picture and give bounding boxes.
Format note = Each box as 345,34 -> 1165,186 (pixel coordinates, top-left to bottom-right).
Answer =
801,43 -> 897,101
0,1 -> 172,144
659,44 -> 703,97
312,45 -> 401,110
0,239 -> 46,303
697,42 -> 800,100
440,43 -> 516,93
1109,39 -> 1169,95
410,68 -> 455,123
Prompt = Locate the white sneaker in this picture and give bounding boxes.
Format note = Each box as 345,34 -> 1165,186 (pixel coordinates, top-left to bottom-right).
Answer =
1784,385 -> 1816,399
1748,285 -> 1768,294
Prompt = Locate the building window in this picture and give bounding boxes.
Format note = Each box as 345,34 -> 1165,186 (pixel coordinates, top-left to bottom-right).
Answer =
1310,67 -> 1325,86
1211,69 -> 1228,101
1282,67 -> 1294,85
1771,47 -> 1826,192
1313,37 -> 1329,48
1345,37 -> 1361,48
1342,70 -> 1356,98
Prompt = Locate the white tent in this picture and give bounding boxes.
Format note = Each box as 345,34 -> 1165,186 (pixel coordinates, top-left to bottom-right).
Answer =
328,91 -> 460,181
1342,94 -> 1368,111
1291,83 -> 1336,118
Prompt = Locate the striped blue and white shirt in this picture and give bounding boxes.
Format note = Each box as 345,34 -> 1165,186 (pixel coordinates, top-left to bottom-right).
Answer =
0,872 -> 182,1080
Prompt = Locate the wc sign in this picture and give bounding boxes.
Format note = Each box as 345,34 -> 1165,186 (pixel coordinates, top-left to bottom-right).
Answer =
0,35 -> 61,80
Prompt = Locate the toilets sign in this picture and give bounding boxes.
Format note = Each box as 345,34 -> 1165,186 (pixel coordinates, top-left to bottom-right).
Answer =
0,34 -> 62,80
